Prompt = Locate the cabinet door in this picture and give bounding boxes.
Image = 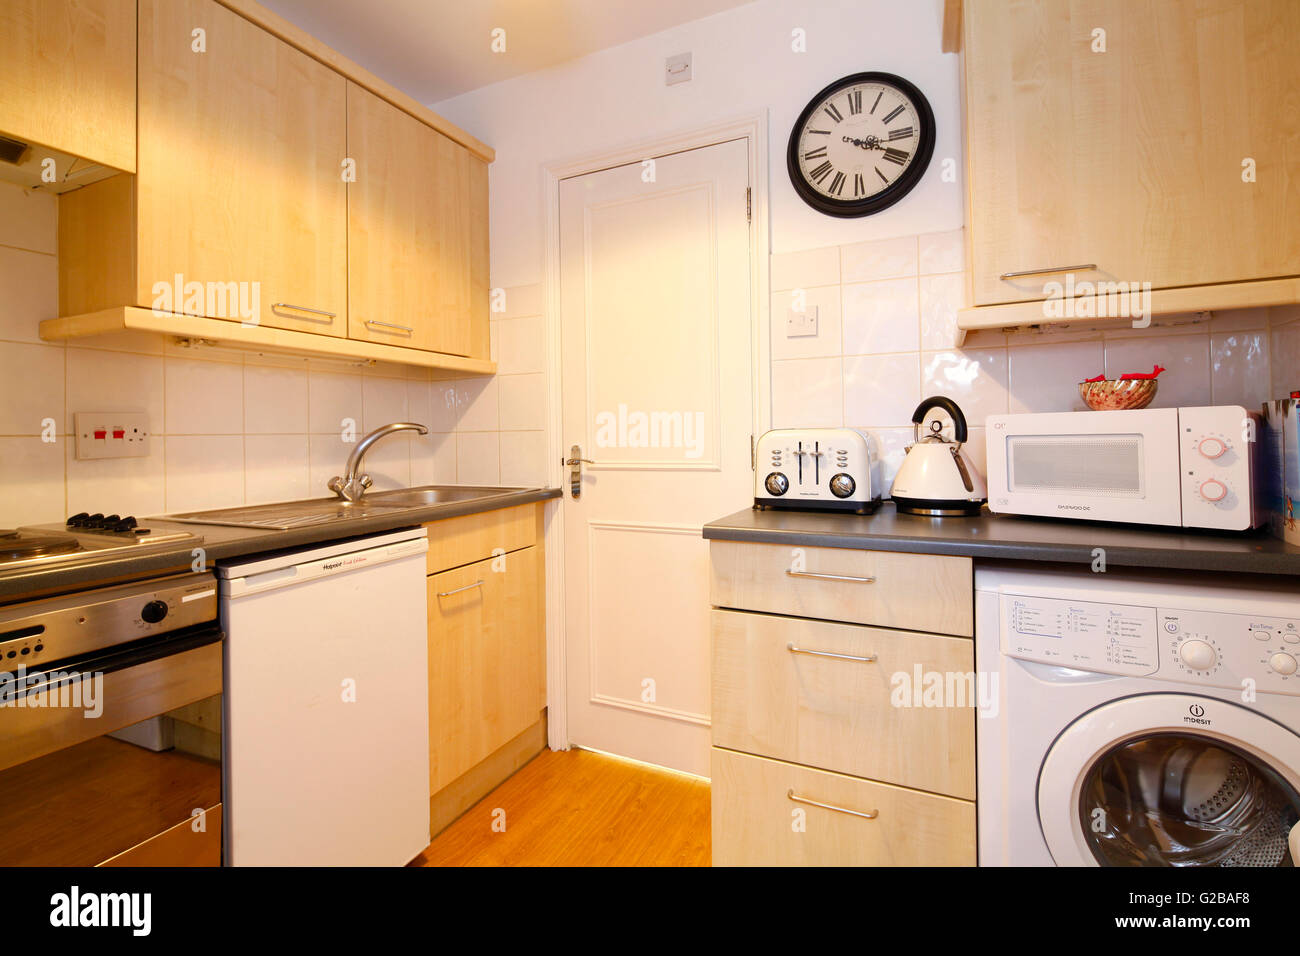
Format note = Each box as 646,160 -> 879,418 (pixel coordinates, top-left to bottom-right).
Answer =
427,545 -> 544,794
966,0 -> 1300,306
347,83 -> 487,357
136,0 -> 348,335
0,0 -> 136,172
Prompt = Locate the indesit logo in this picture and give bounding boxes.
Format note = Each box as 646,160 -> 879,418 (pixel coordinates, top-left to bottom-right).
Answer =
1184,702 -> 1211,725
49,886 -> 151,936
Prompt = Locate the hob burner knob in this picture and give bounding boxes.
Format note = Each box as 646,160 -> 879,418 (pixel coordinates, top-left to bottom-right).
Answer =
66,512 -> 90,527
141,600 -> 169,624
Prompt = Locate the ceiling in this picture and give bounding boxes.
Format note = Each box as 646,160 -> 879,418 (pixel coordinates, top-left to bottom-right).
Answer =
260,0 -> 756,104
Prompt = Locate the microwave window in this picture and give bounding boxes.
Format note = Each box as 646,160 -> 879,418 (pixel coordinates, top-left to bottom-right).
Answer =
1007,434 -> 1144,497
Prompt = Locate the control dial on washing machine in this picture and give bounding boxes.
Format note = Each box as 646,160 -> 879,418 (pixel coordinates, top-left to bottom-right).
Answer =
1178,639 -> 1218,671
1268,652 -> 1298,676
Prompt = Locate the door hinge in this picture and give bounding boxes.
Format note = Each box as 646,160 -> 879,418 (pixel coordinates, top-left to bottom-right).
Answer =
746,187 -> 752,222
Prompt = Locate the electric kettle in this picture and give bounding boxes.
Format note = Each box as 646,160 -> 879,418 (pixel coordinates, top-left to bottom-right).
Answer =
889,396 -> 987,516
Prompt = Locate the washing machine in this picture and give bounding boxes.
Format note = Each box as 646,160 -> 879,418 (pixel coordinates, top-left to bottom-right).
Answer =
976,563 -> 1300,867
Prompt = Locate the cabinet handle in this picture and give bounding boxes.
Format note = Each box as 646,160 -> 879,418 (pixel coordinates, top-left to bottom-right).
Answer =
364,319 -> 414,334
785,569 -> 875,584
437,579 -> 484,598
998,263 -> 1097,280
786,643 -> 877,663
271,302 -> 336,321
787,790 -> 879,820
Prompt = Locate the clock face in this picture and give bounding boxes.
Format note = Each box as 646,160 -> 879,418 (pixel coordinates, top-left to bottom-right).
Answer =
787,72 -> 936,217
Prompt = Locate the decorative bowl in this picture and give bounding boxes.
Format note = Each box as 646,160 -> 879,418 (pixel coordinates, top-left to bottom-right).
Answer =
1079,378 -> 1159,411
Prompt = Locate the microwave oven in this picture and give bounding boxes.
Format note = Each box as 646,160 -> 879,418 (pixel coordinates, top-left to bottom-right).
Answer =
985,405 -> 1264,530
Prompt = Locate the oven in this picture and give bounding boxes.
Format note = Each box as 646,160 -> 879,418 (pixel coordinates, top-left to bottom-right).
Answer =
0,572 -> 223,866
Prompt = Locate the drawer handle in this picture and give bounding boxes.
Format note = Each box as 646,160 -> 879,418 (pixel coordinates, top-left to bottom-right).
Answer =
364,319 -> 414,334
998,263 -> 1097,280
785,569 -> 875,584
787,643 -> 876,663
437,579 -> 484,598
271,302 -> 337,321
787,790 -> 879,820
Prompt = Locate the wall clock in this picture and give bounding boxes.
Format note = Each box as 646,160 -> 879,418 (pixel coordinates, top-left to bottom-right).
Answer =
787,72 -> 936,217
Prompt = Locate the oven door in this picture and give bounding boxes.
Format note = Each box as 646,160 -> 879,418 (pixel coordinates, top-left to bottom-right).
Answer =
0,624 -> 223,867
986,409 -> 1182,525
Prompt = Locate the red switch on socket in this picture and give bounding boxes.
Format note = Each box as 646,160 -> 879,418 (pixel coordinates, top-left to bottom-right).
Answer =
93,429 -> 107,440
112,429 -> 125,439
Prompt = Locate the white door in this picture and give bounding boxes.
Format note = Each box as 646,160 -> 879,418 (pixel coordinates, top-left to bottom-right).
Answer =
559,138 -> 753,776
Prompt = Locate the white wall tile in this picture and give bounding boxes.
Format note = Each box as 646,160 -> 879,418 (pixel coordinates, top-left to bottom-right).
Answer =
1008,340 -> 1104,414
0,437 -> 64,525
244,364 -> 308,434
411,431 -> 458,485
840,236 -> 918,283
359,437 -> 412,491
164,436 -> 245,512
499,282 -> 543,319
453,376 -> 500,432
67,446 -> 164,519
770,246 -> 839,292
0,342 -> 64,435
500,430 -> 548,486
919,273 -> 965,351
0,246 -> 57,344
66,348 -> 165,436
922,348 -> 1009,427
851,426 -> 912,494
495,314 -> 546,374
1269,321 -> 1300,399
844,353 -> 920,427
1211,332 -> 1271,409
456,432 -> 501,484
771,357 -> 842,427
1104,333 -> 1210,408
362,373 -> 410,431
918,229 -> 964,275
244,435 -> 310,505
0,182 -> 56,254
842,278 -> 918,355
308,432 -> 350,493
498,373 -> 547,430
165,357 -> 244,434
426,381 -> 461,432
308,369 -> 363,436
770,285 -> 842,360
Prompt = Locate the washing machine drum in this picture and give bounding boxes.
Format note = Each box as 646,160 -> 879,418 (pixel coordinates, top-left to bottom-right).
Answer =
1083,735 -> 1299,866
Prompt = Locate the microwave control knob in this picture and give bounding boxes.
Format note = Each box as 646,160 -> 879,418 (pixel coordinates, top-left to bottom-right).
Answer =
1197,437 -> 1228,459
1269,652 -> 1298,676
829,473 -> 856,499
764,472 -> 789,497
1179,639 -> 1217,671
1198,479 -> 1228,502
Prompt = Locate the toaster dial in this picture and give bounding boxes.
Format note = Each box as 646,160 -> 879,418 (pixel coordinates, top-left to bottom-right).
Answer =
829,473 -> 856,498
764,472 -> 789,496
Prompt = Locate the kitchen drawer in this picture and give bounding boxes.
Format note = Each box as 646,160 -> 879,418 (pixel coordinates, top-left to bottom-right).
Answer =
709,540 -> 972,637
711,609 -> 975,799
711,747 -> 975,866
424,502 -> 540,575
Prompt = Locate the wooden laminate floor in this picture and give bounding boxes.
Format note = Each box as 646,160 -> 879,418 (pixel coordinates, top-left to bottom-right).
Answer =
411,748 -> 711,867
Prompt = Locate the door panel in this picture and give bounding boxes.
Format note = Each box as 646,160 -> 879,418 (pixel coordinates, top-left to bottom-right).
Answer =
136,0 -> 347,334
560,138 -> 753,775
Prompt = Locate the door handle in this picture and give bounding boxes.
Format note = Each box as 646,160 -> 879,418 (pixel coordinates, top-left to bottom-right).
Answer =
566,444 -> 594,498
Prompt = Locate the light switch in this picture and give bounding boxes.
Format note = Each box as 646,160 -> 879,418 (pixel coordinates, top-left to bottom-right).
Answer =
75,412 -> 151,459
786,305 -> 819,338
665,52 -> 692,86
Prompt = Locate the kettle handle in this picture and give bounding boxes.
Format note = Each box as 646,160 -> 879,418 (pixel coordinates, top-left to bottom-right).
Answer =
911,396 -> 968,444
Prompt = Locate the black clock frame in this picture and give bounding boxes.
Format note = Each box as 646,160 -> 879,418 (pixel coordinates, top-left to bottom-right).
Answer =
787,71 -> 936,218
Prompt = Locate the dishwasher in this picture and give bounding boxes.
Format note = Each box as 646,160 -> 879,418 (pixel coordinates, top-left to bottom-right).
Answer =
218,527 -> 430,866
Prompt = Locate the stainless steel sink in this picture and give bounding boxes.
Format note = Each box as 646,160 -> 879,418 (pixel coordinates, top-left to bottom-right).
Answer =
162,485 -> 526,531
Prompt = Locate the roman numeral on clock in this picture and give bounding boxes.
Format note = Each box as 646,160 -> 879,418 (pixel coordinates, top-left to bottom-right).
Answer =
823,102 -> 843,123
853,172 -> 865,197
882,104 -> 906,124
875,167 -> 889,184
848,90 -> 863,115
808,160 -> 834,184
806,128 -> 831,135
828,171 -> 846,196
803,146 -> 827,160
888,126 -> 914,140
870,91 -> 883,114
882,147 -> 910,165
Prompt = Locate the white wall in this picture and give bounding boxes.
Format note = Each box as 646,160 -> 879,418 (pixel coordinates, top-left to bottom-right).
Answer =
433,0 -> 963,288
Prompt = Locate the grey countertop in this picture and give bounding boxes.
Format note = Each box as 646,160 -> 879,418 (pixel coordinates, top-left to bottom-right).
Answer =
0,487 -> 562,603
704,503 -> 1300,576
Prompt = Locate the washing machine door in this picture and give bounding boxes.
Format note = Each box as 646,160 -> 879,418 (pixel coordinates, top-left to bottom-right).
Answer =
1038,693 -> 1300,867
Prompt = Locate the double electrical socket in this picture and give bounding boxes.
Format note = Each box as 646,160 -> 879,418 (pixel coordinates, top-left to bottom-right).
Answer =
74,412 -> 150,460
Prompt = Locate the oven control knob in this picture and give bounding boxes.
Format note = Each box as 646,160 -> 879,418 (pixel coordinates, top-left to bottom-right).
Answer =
1269,652 -> 1298,676
829,473 -> 856,498
1178,639 -> 1217,671
1198,479 -> 1228,502
1197,437 -> 1228,459
141,600 -> 169,624
764,472 -> 789,497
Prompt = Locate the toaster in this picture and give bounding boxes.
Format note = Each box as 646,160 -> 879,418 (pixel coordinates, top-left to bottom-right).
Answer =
754,428 -> 882,514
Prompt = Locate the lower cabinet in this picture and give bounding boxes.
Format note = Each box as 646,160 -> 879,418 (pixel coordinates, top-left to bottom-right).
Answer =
709,540 -> 977,866
424,503 -> 547,833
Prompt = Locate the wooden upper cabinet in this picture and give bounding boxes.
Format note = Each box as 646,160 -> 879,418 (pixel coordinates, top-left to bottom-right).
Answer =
347,83 -> 490,358
136,0 -> 348,335
0,0 -> 136,172
965,0 -> 1300,307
